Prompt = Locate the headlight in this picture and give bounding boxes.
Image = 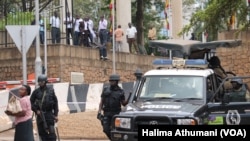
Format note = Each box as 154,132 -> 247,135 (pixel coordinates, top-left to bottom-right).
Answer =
177,119 -> 197,125
115,118 -> 131,129
125,105 -> 135,111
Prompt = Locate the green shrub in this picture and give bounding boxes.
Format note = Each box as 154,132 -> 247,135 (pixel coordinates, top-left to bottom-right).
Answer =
0,12 -> 34,30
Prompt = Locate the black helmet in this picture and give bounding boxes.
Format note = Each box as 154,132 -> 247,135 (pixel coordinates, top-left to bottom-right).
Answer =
231,78 -> 243,84
109,74 -> 120,81
209,56 -> 221,67
38,74 -> 48,83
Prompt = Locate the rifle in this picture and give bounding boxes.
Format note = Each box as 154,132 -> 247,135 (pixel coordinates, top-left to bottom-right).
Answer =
35,100 -> 49,134
127,92 -> 132,102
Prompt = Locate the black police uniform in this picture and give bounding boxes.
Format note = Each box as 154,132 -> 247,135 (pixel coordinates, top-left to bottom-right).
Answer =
30,86 -> 59,141
101,85 -> 125,140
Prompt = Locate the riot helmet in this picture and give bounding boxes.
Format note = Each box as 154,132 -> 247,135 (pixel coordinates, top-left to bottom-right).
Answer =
231,78 -> 243,85
231,78 -> 244,90
208,56 -> 221,68
109,74 -> 120,81
38,74 -> 48,83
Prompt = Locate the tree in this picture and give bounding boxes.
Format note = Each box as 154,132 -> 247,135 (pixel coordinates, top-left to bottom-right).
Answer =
179,0 -> 249,40
135,0 -> 144,53
131,0 -> 164,54
0,0 -> 53,15
183,0 -> 196,6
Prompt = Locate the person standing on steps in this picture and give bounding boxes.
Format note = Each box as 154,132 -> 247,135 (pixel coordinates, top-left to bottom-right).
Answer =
64,12 -> 74,45
50,11 -> 61,44
126,23 -> 139,54
98,15 -> 108,60
114,25 -> 124,52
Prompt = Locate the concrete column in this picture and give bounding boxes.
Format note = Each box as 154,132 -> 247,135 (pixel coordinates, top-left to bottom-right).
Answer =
171,0 -> 182,39
116,0 -> 131,53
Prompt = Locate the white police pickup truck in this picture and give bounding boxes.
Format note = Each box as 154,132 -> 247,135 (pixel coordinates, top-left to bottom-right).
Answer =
110,39 -> 250,141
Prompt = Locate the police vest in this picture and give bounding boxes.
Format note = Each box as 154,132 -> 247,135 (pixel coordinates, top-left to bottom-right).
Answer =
102,86 -> 124,112
229,86 -> 247,102
35,87 -> 56,111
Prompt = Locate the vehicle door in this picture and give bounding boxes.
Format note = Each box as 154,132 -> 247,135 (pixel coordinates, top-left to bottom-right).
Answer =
206,75 -> 250,125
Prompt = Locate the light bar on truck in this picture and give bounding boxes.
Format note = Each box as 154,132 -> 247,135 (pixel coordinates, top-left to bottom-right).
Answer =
152,59 -> 208,69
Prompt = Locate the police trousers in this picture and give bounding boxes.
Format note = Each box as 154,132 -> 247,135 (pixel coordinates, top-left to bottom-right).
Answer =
102,111 -> 120,140
36,112 -> 57,141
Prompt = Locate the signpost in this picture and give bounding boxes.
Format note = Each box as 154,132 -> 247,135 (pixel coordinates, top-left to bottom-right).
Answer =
6,25 -> 39,85
35,0 -> 42,88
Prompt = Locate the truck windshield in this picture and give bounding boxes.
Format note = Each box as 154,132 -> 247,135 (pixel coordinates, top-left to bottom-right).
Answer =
138,76 -> 204,100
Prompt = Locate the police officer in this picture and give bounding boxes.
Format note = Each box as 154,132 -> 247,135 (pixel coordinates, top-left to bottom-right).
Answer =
97,74 -> 128,140
30,74 -> 59,141
230,78 -> 250,102
208,56 -> 233,90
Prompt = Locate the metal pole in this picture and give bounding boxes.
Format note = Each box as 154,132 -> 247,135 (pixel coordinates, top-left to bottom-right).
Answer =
169,50 -> 172,59
112,0 -> 116,74
35,0 -> 42,87
41,6 -> 63,76
201,1 -> 206,43
247,0 -> 249,21
168,0 -> 172,38
21,27 -> 27,85
65,0 -> 68,45
44,13 -> 47,76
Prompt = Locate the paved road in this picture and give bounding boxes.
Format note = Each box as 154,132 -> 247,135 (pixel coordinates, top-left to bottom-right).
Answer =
0,129 -> 109,141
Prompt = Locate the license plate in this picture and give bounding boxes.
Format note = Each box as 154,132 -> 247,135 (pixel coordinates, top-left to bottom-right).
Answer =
113,133 -> 122,138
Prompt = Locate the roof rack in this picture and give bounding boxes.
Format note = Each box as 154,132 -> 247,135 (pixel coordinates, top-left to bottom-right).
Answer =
152,59 -> 208,69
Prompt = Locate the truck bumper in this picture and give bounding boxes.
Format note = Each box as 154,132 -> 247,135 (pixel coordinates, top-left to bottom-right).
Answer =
111,130 -> 138,141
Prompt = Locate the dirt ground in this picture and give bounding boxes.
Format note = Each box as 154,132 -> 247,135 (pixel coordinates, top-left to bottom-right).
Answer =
57,111 -> 107,140
0,111 -> 108,140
